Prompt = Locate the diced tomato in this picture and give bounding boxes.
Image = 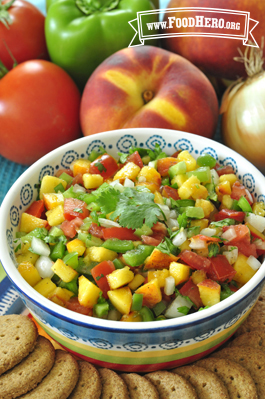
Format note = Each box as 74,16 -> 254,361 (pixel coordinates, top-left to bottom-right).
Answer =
89,223 -> 105,239
126,151 -> 143,168
25,200 -> 45,219
60,217 -> 84,238
216,165 -> 235,176
63,198 -> 89,221
228,284 -> 238,292
179,278 -> 203,309
162,186 -> 180,200
231,181 -> 253,204
141,235 -> 162,246
55,169 -> 74,178
215,209 -> 245,222
171,150 -> 181,158
69,173 -> 84,187
179,250 -> 211,272
223,225 -> 257,258
157,157 -> 178,177
102,227 -> 139,241
66,297 -> 93,316
207,255 -> 236,283
91,260 -> 116,298
89,154 -> 119,179
192,234 -> 222,243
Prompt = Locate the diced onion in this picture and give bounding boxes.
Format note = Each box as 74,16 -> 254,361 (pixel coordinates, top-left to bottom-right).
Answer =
223,247 -> 238,265
35,256 -> 54,279
167,218 -> 179,230
164,295 -> 193,318
31,237 -> 50,256
245,189 -> 253,204
169,209 -> 177,219
189,238 -> 207,250
123,178 -> 134,188
13,238 -> 22,255
165,198 -> 171,208
157,204 -> 171,220
98,218 -> 120,228
221,227 -> 237,242
255,239 -> 265,250
72,184 -> 86,194
172,229 -> 187,247
109,180 -> 125,192
200,228 -> 217,237
210,169 -> 219,185
245,214 -> 265,233
164,276 -> 175,296
148,160 -> 157,169
247,255 -> 262,271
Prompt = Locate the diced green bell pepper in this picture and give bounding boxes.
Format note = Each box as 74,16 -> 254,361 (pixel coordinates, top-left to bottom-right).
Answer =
139,306 -> 155,321
63,251 -> 79,269
122,245 -> 154,267
238,196 -> 253,213
168,161 -> 186,178
102,239 -> 134,253
50,240 -> 66,261
187,166 -> 211,183
131,293 -> 143,311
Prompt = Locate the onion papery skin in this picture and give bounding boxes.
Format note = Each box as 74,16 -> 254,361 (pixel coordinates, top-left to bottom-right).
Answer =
221,72 -> 265,174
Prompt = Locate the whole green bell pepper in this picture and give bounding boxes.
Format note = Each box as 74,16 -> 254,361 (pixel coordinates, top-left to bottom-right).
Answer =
45,0 -> 159,90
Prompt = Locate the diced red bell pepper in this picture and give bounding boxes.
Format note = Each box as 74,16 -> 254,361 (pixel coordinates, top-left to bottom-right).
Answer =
63,198 -> 89,221
91,260 -> 116,298
179,278 -> 203,309
25,200 -> 45,219
89,154 -> 119,179
126,151 -> 143,168
215,209 -> 245,222
102,227 -> 139,241
179,250 -> 211,272
207,255 -> 236,283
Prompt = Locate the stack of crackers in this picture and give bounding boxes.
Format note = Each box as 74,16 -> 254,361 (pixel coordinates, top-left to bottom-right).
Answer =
1,286 -> 265,399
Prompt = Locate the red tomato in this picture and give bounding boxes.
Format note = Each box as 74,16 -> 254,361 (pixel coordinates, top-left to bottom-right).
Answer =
157,157 -> 178,176
60,217 -> 84,238
89,223 -> 105,239
102,227 -> 139,241
152,221 -> 168,237
91,260 -> 116,298
192,234 -> 221,242
70,174 -> 84,187
207,255 -> 236,283
89,154 -> 119,179
66,297 -> 93,316
223,225 -> 257,258
126,151 -> 143,168
63,198 -> 89,221
179,250 -> 211,272
25,200 -> 44,219
161,186 -> 180,200
231,181 -> 253,204
215,209 -> 245,222
179,278 -> 203,309
0,60 -> 81,165
0,0 -> 49,70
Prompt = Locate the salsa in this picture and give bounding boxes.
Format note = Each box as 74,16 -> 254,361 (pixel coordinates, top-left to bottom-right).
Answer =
14,145 -> 265,322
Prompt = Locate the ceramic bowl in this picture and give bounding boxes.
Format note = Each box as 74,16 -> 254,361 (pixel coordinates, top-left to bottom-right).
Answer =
1,128 -> 265,372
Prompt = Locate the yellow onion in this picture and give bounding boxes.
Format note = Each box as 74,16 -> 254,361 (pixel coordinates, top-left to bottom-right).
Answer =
220,43 -> 265,173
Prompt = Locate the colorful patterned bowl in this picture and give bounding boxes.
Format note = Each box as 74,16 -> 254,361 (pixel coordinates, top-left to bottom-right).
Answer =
1,128 -> 265,372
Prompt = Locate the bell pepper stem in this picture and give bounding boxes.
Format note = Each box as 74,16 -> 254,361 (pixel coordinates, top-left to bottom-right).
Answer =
76,0 -> 120,15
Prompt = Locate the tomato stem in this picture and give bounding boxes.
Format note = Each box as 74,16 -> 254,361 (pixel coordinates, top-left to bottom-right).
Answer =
0,0 -> 16,28
0,59 -> 9,78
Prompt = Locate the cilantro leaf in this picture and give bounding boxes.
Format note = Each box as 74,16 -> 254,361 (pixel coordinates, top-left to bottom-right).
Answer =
157,237 -> 179,256
110,187 -> 161,229
96,186 -> 120,215
210,218 -> 236,227
177,306 -> 190,315
208,243 -> 220,258
94,162 -> 107,172
177,212 -> 189,229
118,152 -> 129,164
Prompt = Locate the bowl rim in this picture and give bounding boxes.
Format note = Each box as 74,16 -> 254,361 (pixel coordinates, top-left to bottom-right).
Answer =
1,127 -> 265,331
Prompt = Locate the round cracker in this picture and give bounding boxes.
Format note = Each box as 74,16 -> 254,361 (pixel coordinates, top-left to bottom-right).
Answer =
68,361 -> 102,399
145,370 -> 197,399
0,315 -> 38,375
19,350 -> 79,399
0,335 -> 55,399
121,373 -> 159,399
229,329 -> 265,353
173,365 -> 229,399
98,368 -> 130,399
196,357 -> 258,399
211,346 -> 265,398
